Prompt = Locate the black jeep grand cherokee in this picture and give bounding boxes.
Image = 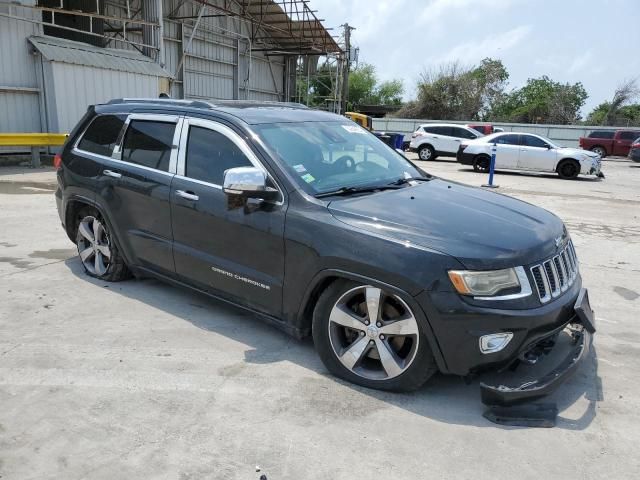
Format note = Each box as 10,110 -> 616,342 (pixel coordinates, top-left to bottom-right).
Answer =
55,99 -> 594,404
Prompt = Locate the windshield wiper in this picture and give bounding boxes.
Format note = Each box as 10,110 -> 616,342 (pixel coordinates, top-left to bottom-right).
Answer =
315,184 -> 403,198
387,175 -> 433,186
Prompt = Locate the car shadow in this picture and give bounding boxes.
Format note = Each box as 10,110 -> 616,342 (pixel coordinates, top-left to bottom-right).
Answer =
457,168 -> 601,182
64,258 -> 602,430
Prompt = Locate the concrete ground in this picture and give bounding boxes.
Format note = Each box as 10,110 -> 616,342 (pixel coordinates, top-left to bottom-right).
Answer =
0,159 -> 639,479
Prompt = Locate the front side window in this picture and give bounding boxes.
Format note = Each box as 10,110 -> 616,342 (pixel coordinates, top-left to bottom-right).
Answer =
185,126 -> 253,185
494,134 -> 520,145
453,127 -> 478,139
121,120 -> 175,172
620,131 -> 640,140
77,114 -> 126,156
254,121 -> 422,195
588,131 -> 615,139
522,135 -> 548,148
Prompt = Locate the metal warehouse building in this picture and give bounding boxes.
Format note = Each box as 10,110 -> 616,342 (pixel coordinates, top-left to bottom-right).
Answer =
0,0 -> 342,138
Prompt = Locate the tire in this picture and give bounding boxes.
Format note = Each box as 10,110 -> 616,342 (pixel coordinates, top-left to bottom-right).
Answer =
590,146 -> 606,158
75,207 -> 131,281
312,279 -> 437,392
473,155 -> 490,173
557,159 -> 580,180
417,144 -> 436,161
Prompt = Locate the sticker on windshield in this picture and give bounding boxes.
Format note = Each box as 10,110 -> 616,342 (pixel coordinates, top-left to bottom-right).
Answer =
301,173 -> 315,183
293,164 -> 307,173
342,125 -> 366,134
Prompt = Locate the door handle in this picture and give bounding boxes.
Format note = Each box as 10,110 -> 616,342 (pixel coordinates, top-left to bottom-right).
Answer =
103,169 -> 122,178
454,139 -> 461,142
432,136 -> 439,139
175,190 -> 199,201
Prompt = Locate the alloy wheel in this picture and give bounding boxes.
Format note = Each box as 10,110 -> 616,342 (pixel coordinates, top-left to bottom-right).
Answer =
328,286 -> 420,380
419,147 -> 432,160
77,216 -> 111,276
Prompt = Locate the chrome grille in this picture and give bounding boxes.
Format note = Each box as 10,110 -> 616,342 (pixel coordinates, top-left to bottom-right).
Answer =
530,240 -> 579,303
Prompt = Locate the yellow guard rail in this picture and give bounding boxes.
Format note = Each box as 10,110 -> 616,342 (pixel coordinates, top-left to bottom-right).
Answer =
0,133 -> 68,167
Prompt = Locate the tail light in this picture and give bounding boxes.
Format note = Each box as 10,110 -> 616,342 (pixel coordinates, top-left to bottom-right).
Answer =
53,153 -> 62,170
632,143 -> 640,149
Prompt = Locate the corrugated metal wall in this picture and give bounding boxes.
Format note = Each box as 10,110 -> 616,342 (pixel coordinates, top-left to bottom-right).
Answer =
48,63 -> 160,132
0,3 -> 42,135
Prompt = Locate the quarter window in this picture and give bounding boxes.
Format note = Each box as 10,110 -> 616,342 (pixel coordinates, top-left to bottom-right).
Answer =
185,126 -> 253,185
121,120 -> 176,172
77,114 -> 126,156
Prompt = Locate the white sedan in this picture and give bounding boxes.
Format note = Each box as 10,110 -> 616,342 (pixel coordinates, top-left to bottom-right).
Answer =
456,132 -> 602,179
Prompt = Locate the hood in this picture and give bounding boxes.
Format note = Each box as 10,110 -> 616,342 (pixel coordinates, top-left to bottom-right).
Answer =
328,179 -> 566,270
557,146 -> 599,158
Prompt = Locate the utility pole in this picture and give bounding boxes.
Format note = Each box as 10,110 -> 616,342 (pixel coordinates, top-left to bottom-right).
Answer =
340,23 -> 355,115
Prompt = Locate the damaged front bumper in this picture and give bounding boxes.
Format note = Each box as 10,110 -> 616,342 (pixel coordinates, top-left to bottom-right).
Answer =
480,288 -> 595,407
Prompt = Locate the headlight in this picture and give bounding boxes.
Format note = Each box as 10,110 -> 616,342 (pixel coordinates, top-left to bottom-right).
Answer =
448,267 -> 531,298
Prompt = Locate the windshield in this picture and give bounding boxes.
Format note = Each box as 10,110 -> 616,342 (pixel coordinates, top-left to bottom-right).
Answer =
254,121 -> 422,194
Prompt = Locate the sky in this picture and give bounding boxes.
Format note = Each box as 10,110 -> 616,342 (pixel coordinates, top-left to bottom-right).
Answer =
310,0 -> 640,115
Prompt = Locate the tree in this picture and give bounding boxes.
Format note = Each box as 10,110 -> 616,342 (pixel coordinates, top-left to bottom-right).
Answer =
586,79 -> 639,126
348,62 -> 404,107
489,76 -> 587,124
395,58 -> 508,120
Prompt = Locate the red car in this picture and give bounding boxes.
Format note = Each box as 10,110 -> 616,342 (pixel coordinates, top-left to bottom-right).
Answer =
579,129 -> 640,158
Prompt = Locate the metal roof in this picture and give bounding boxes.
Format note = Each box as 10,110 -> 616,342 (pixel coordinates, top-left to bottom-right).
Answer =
28,36 -> 172,78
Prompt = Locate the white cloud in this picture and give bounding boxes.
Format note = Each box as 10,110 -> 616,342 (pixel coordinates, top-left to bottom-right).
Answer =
432,25 -> 532,65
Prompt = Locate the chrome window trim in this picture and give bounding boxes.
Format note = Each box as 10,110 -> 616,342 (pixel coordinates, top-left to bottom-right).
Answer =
473,266 -> 533,301
176,117 -> 284,204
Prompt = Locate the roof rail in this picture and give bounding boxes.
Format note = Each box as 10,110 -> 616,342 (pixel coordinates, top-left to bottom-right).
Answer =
210,100 -> 309,109
106,98 -> 213,109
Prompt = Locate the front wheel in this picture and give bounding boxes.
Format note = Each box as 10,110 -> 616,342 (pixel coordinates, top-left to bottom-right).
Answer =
312,280 -> 437,392
473,155 -> 490,173
557,159 -> 580,180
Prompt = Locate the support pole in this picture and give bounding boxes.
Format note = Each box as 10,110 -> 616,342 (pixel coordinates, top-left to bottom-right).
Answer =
31,147 -> 40,168
482,143 -> 499,188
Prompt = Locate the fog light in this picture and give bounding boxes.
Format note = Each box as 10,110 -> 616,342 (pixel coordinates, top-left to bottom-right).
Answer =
479,332 -> 513,354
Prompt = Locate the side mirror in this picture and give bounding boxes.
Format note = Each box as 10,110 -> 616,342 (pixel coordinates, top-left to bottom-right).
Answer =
544,143 -> 552,149
223,167 -> 279,201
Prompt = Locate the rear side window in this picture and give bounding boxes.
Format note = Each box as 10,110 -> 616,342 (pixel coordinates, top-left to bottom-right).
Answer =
185,126 -> 253,185
453,127 -> 477,139
619,131 -> 640,140
588,131 -> 615,139
432,126 -> 453,136
494,134 -> 520,145
77,114 -> 126,156
121,120 -> 175,172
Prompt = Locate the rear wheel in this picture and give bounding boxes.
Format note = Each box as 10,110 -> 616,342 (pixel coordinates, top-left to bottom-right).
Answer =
76,208 -> 130,281
590,146 -> 606,158
557,159 -> 580,180
312,280 -> 437,392
473,155 -> 490,173
418,145 -> 436,161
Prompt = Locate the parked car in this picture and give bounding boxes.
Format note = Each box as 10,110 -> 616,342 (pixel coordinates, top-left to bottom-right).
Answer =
467,124 -> 494,135
628,137 -> 640,162
54,99 -> 595,403
457,132 -> 602,179
409,123 -> 482,160
579,129 -> 640,158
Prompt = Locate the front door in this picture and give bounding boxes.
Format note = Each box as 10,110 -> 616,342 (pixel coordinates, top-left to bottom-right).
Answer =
170,118 -> 286,316
492,133 -> 521,168
518,134 -> 556,172
101,114 -> 182,275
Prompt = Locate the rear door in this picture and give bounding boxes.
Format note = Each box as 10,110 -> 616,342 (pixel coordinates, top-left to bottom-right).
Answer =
101,114 -> 182,275
492,134 -> 521,168
170,117 -> 286,316
517,134 -> 556,171
614,131 -> 640,156
431,126 -> 459,154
